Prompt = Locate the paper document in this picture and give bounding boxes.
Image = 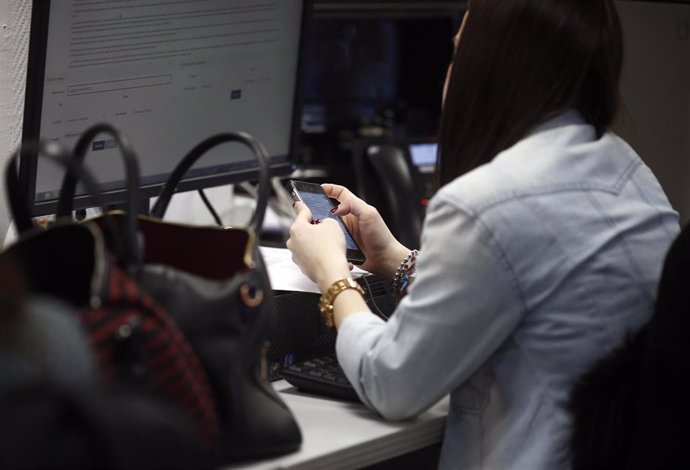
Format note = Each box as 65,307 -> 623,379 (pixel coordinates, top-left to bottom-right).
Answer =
259,246 -> 367,293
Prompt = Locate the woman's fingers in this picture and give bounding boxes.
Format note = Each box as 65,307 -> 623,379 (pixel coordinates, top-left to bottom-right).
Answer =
322,183 -> 351,196
322,184 -> 368,217
293,201 -> 313,223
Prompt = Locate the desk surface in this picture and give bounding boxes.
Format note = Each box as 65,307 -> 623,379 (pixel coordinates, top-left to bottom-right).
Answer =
225,380 -> 449,470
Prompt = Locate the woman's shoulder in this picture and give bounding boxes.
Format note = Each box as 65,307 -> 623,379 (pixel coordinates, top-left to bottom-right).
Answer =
432,115 -> 643,217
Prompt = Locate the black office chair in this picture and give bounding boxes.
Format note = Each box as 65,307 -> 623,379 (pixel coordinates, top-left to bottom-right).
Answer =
568,223 -> 690,470
351,143 -> 425,249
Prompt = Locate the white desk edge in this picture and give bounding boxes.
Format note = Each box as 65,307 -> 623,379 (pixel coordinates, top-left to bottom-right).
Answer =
224,380 -> 449,470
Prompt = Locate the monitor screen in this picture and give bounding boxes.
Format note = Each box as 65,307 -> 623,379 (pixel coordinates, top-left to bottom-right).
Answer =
408,142 -> 438,172
300,9 -> 461,141
21,0 -> 308,215
297,6 -> 461,172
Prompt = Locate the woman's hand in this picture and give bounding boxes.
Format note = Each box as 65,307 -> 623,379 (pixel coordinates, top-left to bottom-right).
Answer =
321,184 -> 411,278
287,202 -> 352,291
287,201 -> 373,329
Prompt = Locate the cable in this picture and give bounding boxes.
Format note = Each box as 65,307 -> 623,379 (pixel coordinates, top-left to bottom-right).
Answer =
359,275 -> 391,321
197,189 -> 223,227
199,178 -> 293,238
271,176 -> 297,219
238,181 -> 258,199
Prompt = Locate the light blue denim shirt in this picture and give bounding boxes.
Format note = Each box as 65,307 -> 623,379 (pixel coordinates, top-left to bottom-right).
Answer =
337,111 -> 679,469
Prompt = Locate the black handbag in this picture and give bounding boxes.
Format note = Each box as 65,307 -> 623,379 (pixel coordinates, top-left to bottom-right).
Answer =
0,141 -> 216,469
58,126 -> 303,463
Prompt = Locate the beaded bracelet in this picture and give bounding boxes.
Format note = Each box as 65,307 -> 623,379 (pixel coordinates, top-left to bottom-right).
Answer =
391,249 -> 419,300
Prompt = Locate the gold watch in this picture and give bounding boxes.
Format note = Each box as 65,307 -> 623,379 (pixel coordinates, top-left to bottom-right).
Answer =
319,276 -> 365,328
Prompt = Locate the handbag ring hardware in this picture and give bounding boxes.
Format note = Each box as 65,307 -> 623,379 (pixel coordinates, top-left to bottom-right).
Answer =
240,283 -> 264,308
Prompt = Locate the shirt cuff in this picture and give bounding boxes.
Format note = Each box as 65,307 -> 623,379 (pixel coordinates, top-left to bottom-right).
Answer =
336,311 -> 387,407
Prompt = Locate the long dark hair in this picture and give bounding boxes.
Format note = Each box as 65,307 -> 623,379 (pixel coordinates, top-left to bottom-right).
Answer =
436,0 -> 624,189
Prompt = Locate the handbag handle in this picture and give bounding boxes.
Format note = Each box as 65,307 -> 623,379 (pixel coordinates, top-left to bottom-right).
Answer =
56,123 -> 142,270
6,141 -> 121,245
150,132 -> 271,235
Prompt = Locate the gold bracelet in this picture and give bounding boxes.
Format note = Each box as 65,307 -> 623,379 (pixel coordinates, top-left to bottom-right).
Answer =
319,276 -> 365,328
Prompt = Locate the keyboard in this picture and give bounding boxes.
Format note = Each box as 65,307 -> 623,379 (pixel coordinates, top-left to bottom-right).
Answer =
280,354 -> 360,402
275,275 -> 395,401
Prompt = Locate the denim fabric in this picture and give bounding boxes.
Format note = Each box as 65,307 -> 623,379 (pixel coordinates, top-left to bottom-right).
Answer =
337,111 -> 679,469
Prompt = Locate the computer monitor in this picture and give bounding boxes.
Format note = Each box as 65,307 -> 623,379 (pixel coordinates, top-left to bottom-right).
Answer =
20,0 -> 309,216
298,2 -> 462,171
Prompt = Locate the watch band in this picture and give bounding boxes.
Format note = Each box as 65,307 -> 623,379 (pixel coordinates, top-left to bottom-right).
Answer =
319,277 -> 365,328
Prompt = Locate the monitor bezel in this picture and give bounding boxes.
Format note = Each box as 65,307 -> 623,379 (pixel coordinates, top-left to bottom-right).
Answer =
20,0 -> 311,216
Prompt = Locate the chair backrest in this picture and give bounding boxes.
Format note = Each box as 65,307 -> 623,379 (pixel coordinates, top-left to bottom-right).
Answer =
626,222 -> 690,469
568,222 -> 690,470
352,143 -> 425,248
567,326 -> 646,470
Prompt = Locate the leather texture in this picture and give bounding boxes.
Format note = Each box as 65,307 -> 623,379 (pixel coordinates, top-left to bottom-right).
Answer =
129,216 -> 304,462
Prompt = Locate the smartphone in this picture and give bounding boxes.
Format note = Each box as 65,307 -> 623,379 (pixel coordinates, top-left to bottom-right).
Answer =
289,180 -> 366,265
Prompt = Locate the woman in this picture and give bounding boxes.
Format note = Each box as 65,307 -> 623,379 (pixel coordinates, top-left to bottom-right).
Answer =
287,0 -> 679,468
